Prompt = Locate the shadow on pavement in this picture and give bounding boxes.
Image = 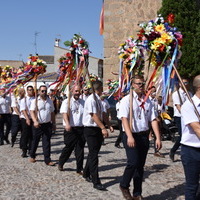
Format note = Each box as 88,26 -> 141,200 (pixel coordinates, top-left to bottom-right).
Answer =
144,183 -> 185,200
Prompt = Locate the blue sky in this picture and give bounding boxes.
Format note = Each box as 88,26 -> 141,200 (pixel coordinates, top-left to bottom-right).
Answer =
0,0 -> 103,61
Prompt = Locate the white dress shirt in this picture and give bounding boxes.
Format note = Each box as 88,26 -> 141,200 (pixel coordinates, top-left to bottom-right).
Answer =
60,97 -> 84,127
30,96 -> 54,124
119,91 -> 156,132
172,88 -> 192,117
116,101 -> 120,119
11,95 -> 21,115
83,93 -> 105,127
0,95 -> 11,114
181,95 -> 200,148
20,96 -> 35,119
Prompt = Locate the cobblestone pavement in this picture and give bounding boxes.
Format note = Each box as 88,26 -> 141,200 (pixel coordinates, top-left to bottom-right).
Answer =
0,114 -> 188,200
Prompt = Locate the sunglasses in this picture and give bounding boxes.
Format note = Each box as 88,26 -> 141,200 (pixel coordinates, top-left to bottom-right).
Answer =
134,82 -> 145,86
183,82 -> 189,85
41,90 -> 47,93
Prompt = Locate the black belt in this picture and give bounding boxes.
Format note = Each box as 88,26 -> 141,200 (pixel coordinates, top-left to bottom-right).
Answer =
72,126 -> 84,129
134,130 -> 150,135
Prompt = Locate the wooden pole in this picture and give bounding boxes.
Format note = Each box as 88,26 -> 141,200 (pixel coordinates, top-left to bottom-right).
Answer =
129,71 -> 133,132
34,74 -> 38,120
173,64 -> 200,120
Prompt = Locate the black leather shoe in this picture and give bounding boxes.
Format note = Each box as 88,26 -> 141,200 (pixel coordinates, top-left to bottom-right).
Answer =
21,151 -> 28,158
84,176 -> 92,183
58,164 -> 64,171
115,144 -> 123,149
11,142 -> 14,147
93,183 -> 106,191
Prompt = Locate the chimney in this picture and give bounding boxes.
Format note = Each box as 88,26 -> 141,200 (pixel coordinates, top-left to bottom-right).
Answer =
55,38 -> 60,47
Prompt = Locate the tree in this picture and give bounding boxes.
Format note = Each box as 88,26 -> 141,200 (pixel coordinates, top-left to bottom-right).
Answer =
159,0 -> 200,78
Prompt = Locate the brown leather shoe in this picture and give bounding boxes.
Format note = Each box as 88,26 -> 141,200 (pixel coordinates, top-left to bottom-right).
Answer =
133,195 -> 143,200
76,171 -> 83,176
29,158 -> 36,163
119,185 -> 133,200
154,152 -> 165,158
46,162 -> 56,166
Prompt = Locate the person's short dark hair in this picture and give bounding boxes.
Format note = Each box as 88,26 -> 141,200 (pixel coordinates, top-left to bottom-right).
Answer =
92,80 -> 103,91
27,85 -> 34,90
131,75 -> 144,84
39,85 -> 47,91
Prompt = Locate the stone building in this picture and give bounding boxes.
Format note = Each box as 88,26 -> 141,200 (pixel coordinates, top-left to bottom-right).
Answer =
103,0 -> 162,81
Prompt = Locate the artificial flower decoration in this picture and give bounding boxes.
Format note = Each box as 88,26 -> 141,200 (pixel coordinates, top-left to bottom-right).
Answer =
64,34 -> 90,56
24,54 -> 47,75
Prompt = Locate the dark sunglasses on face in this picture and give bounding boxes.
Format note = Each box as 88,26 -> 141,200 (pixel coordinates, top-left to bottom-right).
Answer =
134,82 -> 145,86
41,90 -> 47,93
183,82 -> 188,85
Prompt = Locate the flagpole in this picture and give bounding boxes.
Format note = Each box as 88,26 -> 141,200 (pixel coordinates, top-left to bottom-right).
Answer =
173,64 -> 200,120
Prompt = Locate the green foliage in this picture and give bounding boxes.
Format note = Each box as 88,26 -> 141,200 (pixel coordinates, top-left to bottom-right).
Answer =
64,40 -> 72,47
158,0 -> 200,78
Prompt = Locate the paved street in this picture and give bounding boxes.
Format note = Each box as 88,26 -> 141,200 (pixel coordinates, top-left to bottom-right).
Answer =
0,114 -> 187,200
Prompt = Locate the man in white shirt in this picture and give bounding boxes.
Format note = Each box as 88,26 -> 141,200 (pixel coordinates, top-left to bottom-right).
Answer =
10,88 -> 25,147
169,77 -> 192,162
181,75 -> 200,200
81,86 -> 90,101
58,85 -> 85,174
149,86 -> 165,158
29,85 -> 56,166
82,80 -> 114,191
19,86 -> 35,157
119,75 -> 162,200
115,92 -> 126,148
0,89 -> 11,145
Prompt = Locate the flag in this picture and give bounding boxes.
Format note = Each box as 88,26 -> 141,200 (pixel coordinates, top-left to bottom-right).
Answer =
99,1 -> 104,35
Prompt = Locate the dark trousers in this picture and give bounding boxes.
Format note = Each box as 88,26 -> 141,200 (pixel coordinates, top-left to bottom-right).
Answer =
11,115 -> 21,143
30,122 -> 52,164
120,132 -> 149,197
0,114 -> 11,140
83,127 -> 103,185
20,118 -> 32,152
115,119 -> 123,146
171,117 -> 182,153
181,145 -> 200,200
58,127 -> 85,172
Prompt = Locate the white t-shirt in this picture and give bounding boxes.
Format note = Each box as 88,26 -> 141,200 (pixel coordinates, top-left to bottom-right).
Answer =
20,96 -> 35,119
119,91 -> 156,132
83,93 -> 105,127
60,97 -> 84,127
30,96 -> 54,124
181,95 -> 200,148
0,95 -> 11,114
172,88 -> 192,117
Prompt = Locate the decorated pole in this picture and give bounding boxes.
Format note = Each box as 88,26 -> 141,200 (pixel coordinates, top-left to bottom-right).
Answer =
129,73 -> 133,132
34,74 -> 38,119
173,65 -> 200,120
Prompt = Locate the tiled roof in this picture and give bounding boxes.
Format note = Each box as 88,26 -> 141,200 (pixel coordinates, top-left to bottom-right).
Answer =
38,72 -> 58,81
0,60 -> 24,68
38,55 -> 54,64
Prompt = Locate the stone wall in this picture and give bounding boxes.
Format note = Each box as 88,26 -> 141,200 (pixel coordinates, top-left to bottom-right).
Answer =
103,0 -> 162,82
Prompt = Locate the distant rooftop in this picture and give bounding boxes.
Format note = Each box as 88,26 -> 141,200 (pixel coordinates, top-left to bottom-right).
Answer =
0,60 -> 24,68
38,55 -> 54,64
